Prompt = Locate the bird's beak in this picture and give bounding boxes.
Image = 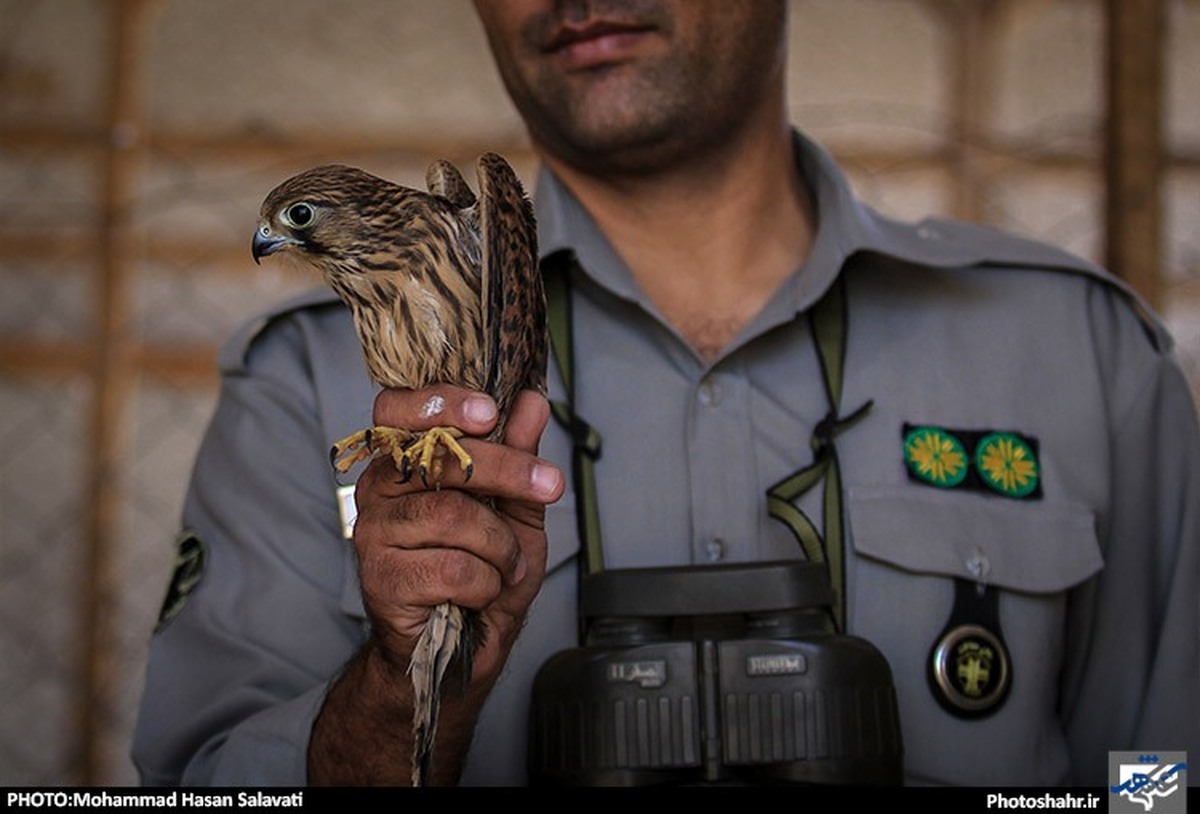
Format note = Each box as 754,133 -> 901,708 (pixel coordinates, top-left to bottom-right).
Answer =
252,224 -> 296,264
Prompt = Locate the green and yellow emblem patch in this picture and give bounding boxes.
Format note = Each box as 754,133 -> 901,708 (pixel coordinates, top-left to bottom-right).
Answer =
903,426 -> 968,488
975,432 -> 1039,498
902,423 -> 1041,499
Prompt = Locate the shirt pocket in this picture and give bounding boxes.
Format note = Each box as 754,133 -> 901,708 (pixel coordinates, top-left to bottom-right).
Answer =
845,485 -> 1102,785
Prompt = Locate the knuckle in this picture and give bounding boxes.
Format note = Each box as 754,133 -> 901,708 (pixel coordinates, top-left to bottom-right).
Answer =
352,481 -> 514,608
393,488 -> 470,530
437,549 -> 501,606
370,388 -> 410,426
435,548 -> 477,590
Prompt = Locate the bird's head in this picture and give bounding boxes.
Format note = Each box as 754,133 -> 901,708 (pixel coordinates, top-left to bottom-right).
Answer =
252,164 -> 402,271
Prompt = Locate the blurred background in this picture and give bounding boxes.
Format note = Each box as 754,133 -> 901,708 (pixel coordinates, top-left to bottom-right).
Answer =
0,0 -> 1196,787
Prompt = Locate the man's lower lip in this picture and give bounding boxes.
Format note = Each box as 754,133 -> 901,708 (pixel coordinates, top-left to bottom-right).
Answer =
551,30 -> 651,70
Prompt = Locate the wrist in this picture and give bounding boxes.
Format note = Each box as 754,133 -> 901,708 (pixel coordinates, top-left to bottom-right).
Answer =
308,646 -> 413,785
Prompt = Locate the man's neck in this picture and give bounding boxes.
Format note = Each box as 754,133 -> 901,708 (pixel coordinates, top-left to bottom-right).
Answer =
540,124 -> 815,362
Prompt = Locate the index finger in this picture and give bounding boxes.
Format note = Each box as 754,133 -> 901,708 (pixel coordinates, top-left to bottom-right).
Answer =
372,384 -> 498,435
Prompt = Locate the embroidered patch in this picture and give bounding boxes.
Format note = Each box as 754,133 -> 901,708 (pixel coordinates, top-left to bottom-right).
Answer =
903,426 -> 968,488
975,432 -> 1040,498
155,529 -> 206,632
902,423 -> 1042,500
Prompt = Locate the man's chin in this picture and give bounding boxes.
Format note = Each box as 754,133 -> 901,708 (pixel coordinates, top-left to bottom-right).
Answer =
540,126 -> 707,177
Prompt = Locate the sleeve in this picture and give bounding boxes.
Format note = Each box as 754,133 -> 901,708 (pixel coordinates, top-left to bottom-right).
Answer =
131,308 -> 372,786
1060,286 -> 1200,785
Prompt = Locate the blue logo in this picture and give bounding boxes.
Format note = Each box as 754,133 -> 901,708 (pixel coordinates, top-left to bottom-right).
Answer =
1109,752 -> 1188,813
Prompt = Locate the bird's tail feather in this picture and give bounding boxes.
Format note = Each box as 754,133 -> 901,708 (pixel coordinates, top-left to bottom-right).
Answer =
409,601 -> 462,786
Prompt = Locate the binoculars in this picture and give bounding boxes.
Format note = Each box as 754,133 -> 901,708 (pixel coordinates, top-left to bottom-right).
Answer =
529,560 -> 904,786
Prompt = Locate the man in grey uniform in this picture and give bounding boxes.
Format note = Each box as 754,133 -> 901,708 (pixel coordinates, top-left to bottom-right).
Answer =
133,0 -> 1199,786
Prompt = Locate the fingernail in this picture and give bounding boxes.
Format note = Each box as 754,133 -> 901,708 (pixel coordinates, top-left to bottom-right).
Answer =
530,463 -> 561,499
512,551 -> 528,586
464,395 -> 497,425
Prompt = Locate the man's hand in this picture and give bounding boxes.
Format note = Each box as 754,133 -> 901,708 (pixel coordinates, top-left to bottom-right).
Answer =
356,384 -> 561,674
308,385 -> 562,785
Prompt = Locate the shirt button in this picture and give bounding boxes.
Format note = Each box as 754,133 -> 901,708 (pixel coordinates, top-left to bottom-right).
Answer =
705,538 -> 726,562
966,551 -> 991,583
698,377 -> 722,407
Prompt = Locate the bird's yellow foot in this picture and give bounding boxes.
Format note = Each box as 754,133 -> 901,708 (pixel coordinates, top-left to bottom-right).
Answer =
329,426 -> 473,487
330,427 -> 415,474
401,427 -> 473,487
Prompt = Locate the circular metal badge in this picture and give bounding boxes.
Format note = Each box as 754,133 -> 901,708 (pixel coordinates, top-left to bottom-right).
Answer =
928,623 -> 1011,718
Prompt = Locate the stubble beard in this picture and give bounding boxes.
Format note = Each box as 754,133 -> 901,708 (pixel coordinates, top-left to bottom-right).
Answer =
489,0 -> 788,179
523,60 -> 710,176
520,43 -> 784,180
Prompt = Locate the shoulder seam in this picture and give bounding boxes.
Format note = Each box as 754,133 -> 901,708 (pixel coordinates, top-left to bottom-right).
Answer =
218,286 -> 344,373
874,214 -> 1171,353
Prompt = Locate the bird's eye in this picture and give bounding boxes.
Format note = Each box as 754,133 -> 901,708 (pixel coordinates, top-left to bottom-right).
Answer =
283,202 -> 315,228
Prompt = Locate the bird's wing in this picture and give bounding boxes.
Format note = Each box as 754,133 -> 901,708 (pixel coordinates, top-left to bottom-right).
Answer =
475,152 -> 546,413
426,160 -> 477,210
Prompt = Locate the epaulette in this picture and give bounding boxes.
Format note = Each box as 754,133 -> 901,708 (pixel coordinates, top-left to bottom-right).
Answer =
868,211 -> 1172,353
218,285 -> 345,373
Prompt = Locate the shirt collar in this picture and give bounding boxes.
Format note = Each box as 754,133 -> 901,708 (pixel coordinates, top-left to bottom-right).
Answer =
530,130 -> 1161,360
532,129 -> 1110,334
534,159 -> 646,305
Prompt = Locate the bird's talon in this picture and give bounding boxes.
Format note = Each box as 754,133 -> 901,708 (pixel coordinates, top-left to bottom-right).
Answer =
334,426 -> 470,486
330,430 -> 374,474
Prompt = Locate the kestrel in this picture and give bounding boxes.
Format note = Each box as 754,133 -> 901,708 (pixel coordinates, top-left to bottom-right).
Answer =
252,153 -> 545,785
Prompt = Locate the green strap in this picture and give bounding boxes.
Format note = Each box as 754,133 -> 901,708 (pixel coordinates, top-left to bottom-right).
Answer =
546,255 -> 871,634
544,260 -> 605,578
766,275 -> 872,632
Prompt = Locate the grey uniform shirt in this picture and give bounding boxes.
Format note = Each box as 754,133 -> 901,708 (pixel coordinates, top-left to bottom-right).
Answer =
132,132 -> 1200,787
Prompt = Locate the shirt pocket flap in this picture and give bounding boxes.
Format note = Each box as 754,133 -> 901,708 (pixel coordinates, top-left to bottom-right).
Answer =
848,486 -> 1102,593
